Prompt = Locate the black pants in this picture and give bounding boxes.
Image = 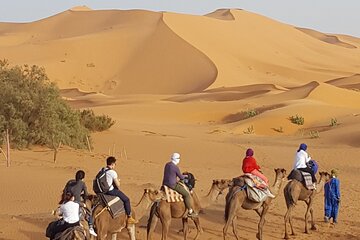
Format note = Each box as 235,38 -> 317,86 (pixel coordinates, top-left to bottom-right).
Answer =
298,167 -> 317,182
50,220 -> 79,239
107,189 -> 131,216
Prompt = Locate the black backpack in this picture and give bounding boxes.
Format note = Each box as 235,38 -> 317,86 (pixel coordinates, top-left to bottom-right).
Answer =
63,179 -> 77,194
93,168 -> 110,194
183,172 -> 196,191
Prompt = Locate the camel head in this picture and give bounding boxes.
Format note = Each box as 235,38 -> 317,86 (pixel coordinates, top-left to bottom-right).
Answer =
212,179 -> 232,198
274,168 -> 287,180
143,188 -> 165,202
318,171 -> 330,183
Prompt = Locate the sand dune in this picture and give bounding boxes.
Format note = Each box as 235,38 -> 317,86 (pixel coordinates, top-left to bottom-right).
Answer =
296,27 -> 357,48
326,74 -> 360,90
0,7 -> 360,240
205,9 -> 235,20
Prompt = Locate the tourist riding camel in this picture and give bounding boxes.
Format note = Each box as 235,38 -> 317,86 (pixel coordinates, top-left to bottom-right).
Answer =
63,170 -> 97,237
97,156 -> 138,225
50,191 -> 81,239
242,148 -> 275,198
293,143 -> 317,186
162,152 -> 197,218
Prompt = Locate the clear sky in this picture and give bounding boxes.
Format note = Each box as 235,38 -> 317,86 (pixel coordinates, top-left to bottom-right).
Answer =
1,0 -> 360,37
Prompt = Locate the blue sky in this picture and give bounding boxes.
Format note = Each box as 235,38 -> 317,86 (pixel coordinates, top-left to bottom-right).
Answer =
1,0 -> 360,37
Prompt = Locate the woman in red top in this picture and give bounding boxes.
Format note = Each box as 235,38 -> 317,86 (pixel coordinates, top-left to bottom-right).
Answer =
242,148 -> 269,186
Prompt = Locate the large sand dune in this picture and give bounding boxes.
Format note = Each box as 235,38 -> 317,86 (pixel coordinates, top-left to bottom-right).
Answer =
0,7 -> 360,240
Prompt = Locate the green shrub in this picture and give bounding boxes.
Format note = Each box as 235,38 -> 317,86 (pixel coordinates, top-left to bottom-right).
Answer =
309,130 -> 320,139
0,60 -> 89,149
330,118 -> 338,127
79,109 -> 115,132
243,109 -> 258,119
289,114 -> 304,125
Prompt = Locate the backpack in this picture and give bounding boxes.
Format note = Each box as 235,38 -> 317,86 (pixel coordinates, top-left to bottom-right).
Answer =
63,179 -> 77,194
93,168 -> 110,194
183,172 -> 196,191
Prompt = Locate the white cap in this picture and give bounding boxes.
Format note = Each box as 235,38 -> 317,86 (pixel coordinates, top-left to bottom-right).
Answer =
171,152 -> 180,165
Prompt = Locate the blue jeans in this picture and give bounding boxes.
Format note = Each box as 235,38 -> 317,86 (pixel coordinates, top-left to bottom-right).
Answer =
107,189 -> 131,216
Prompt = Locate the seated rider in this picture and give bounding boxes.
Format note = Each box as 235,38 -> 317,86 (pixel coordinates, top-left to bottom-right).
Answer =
102,156 -> 138,225
293,143 -> 317,185
242,148 -> 275,198
51,191 -> 80,239
62,170 -> 97,237
162,152 -> 197,217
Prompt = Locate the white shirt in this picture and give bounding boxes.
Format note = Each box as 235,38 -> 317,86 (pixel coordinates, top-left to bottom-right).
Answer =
60,201 -> 80,224
293,150 -> 311,169
105,169 -> 118,191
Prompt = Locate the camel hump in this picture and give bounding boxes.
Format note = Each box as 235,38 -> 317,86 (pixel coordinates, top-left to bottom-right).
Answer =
287,169 -> 314,190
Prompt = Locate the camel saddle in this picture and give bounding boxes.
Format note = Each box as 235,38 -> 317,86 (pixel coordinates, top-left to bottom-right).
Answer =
287,169 -> 315,190
162,182 -> 191,203
231,174 -> 269,203
99,194 -> 125,218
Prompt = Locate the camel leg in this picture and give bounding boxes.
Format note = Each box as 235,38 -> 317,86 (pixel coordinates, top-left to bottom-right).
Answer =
223,214 -> 234,240
310,207 -> 316,230
127,224 -> 136,240
160,217 -> 171,240
147,215 -> 159,240
257,205 -> 269,240
284,205 -> 294,239
289,210 -> 295,236
111,233 -> 117,240
232,216 -> 241,240
182,218 -> 189,240
192,217 -> 202,240
304,200 -> 312,234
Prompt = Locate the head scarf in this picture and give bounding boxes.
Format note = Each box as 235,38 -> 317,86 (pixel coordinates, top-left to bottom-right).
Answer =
171,152 -> 180,165
331,169 -> 338,177
297,143 -> 307,152
246,148 -> 254,157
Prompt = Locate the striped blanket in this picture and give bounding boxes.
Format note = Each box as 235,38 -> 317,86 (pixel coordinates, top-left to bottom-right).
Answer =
163,185 -> 184,203
100,194 -> 125,218
301,171 -> 315,190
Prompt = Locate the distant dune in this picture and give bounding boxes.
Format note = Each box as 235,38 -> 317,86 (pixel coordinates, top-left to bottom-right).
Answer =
1,8 -> 360,95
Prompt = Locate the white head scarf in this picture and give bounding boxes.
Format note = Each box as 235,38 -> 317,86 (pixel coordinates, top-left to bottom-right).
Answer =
171,152 -> 180,165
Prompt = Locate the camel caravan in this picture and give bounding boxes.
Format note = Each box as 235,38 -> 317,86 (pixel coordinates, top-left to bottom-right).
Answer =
46,143 -> 339,240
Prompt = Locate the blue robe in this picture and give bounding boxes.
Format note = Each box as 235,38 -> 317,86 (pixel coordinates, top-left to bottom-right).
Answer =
324,177 -> 340,222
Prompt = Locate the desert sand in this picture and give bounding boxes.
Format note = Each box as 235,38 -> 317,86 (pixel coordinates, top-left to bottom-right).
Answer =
0,7 -> 360,240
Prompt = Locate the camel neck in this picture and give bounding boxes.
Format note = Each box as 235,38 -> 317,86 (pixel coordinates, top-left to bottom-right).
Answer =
133,194 -> 153,219
270,175 -> 283,196
201,184 -> 221,208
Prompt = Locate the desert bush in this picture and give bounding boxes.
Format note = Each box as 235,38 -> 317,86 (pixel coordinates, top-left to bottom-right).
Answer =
309,130 -> 320,139
79,109 -> 115,132
330,118 -> 338,127
289,114 -> 304,125
243,125 -> 254,134
0,60 -> 89,149
243,109 -> 258,119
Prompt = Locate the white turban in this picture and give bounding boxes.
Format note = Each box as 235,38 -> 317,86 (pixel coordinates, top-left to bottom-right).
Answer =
171,152 -> 180,165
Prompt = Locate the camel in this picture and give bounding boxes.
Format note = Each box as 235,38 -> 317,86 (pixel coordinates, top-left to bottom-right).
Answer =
223,168 -> 287,240
53,226 -> 86,240
147,179 -> 231,240
283,171 -> 329,239
88,188 -> 164,240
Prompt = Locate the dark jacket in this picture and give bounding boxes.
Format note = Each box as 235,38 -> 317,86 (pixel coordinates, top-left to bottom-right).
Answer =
162,162 -> 185,189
